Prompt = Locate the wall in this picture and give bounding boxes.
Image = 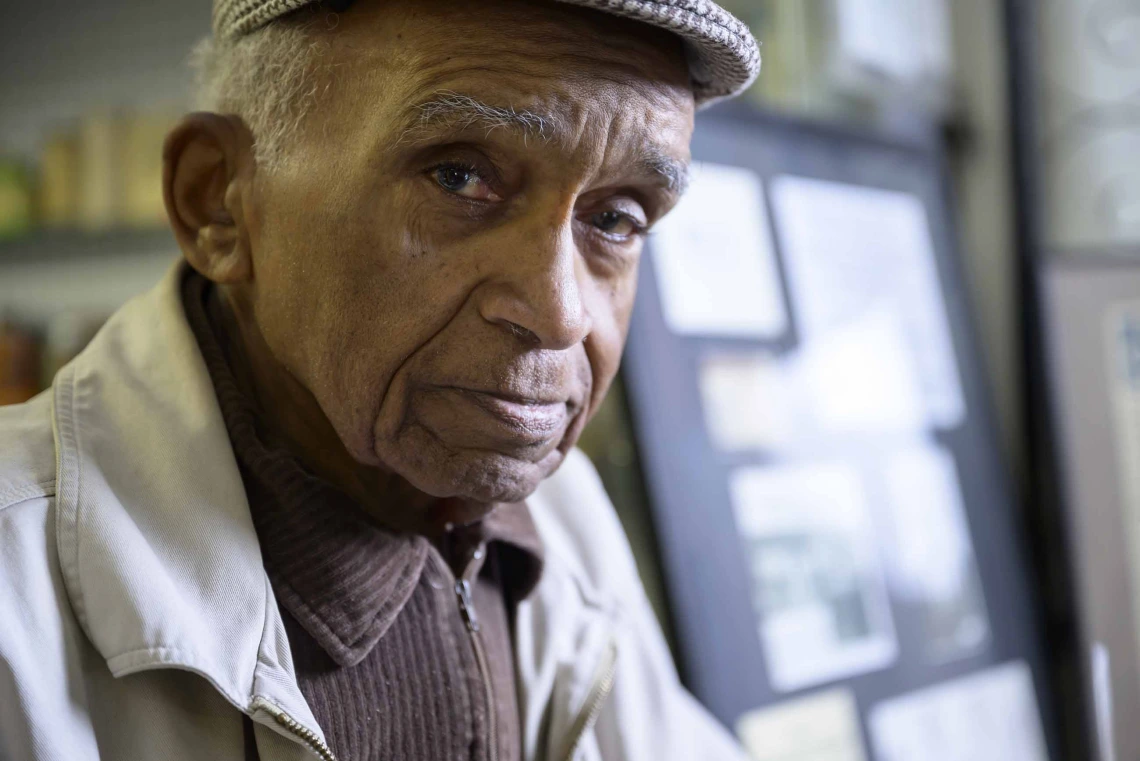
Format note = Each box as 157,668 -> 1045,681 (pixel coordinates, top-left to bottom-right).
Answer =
1,0 -> 206,158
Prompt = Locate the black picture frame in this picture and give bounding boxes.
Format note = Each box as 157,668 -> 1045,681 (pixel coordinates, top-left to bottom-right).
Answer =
621,104 -> 1061,757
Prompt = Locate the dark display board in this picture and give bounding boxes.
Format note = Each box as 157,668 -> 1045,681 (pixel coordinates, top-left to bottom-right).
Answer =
621,107 -> 1056,759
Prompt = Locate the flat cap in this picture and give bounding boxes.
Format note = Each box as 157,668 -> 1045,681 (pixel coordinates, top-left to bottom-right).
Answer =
212,0 -> 760,105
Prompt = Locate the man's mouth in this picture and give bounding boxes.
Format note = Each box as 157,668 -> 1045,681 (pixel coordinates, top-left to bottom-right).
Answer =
416,384 -> 576,452
459,389 -> 570,438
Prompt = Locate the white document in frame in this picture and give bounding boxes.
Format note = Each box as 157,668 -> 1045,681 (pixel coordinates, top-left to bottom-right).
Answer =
737,688 -> 868,761
869,661 -> 1048,761
792,306 -> 927,435
651,162 -> 787,338
1092,642 -> 1116,761
833,0 -> 916,83
1103,303 -> 1140,674
881,441 -> 990,663
770,176 -> 966,429
730,462 -> 898,692
832,0 -> 952,85
698,308 -> 928,454
698,353 -> 798,452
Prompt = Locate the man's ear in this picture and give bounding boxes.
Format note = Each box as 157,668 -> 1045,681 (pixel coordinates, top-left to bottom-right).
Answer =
163,112 -> 256,284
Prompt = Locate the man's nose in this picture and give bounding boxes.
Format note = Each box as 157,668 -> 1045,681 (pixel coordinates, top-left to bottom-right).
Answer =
478,221 -> 592,351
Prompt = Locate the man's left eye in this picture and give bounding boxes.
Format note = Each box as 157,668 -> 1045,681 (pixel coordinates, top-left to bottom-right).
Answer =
432,164 -> 501,202
591,210 -> 644,238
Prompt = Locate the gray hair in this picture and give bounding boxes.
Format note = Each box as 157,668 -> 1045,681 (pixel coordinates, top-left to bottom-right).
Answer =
190,9 -> 329,170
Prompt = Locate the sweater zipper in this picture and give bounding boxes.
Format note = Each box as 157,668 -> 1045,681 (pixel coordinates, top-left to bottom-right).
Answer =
456,576 -> 499,761
251,697 -> 339,761
558,637 -> 619,761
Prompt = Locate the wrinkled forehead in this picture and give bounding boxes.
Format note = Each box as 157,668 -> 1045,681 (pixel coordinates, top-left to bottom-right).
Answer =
310,0 -> 695,177
348,2 -> 691,122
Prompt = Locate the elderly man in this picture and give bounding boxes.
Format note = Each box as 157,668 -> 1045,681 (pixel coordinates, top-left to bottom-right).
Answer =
0,1 -> 759,759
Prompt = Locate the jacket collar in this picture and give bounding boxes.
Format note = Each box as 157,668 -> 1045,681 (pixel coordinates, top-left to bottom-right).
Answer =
51,258 -> 323,739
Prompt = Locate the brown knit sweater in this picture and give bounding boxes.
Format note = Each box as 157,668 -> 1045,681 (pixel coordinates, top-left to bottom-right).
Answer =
181,270 -> 544,761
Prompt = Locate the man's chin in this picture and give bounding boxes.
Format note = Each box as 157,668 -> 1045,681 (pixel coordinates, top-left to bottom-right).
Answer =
383,438 -> 567,504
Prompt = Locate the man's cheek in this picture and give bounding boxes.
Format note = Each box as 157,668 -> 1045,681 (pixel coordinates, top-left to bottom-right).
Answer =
583,327 -> 624,408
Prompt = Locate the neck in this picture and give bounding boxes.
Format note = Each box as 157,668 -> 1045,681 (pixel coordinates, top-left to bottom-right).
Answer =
208,282 -> 454,534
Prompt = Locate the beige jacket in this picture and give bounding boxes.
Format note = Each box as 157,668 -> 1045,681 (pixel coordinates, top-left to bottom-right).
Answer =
0,260 -> 747,761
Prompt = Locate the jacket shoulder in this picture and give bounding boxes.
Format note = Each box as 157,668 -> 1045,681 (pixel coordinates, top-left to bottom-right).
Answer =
528,454 -> 752,761
0,389 -> 57,512
0,428 -> 102,761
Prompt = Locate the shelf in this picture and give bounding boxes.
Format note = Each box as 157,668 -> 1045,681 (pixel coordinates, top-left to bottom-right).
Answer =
0,230 -> 179,321
0,228 -> 177,266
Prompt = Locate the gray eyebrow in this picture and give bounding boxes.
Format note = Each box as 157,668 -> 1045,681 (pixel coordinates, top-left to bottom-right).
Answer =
399,90 -> 564,145
399,90 -> 689,194
641,148 -> 690,195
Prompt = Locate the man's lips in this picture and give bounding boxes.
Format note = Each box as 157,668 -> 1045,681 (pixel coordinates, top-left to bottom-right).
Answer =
452,388 -> 571,438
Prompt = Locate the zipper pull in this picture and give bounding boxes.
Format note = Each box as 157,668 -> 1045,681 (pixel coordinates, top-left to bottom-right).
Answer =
455,579 -> 480,632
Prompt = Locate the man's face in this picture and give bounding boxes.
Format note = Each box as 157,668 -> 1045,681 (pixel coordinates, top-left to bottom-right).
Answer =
243,0 -> 694,503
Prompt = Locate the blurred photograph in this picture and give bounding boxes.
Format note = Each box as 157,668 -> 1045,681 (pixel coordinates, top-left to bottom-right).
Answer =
731,462 -> 898,693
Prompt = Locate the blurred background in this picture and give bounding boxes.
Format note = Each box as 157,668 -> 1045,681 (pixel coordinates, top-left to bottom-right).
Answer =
1,1 -> 1138,759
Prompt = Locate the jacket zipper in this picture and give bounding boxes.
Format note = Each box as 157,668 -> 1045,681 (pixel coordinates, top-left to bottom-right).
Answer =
558,637 -> 619,761
251,697 -> 339,761
456,576 -> 499,761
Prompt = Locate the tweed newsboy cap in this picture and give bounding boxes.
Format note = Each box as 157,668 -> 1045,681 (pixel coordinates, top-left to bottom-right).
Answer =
212,0 -> 760,105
